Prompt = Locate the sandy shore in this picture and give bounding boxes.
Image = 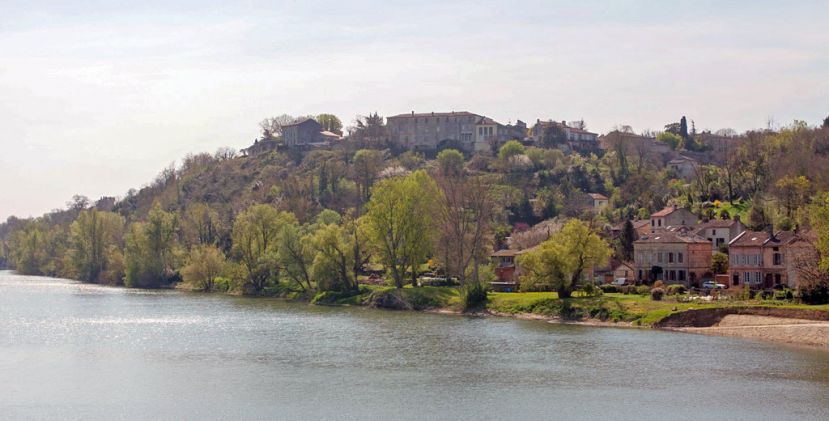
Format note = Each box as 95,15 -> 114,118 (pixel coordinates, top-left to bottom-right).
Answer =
674,315 -> 829,348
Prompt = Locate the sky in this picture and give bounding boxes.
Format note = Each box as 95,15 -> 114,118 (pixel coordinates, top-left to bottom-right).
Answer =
1,0 -> 828,220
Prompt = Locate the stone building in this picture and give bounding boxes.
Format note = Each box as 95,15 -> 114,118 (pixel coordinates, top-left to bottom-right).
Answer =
695,217 -> 745,251
386,111 -> 510,153
634,229 -> 713,287
282,118 -> 324,147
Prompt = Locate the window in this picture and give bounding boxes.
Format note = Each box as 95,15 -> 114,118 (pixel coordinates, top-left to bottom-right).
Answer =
678,253 -> 683,263
658,219 -> 662,227
678,270 -> 686,281
773,253 -> 782,266
657,253 -> 663,263
744,272 -> 750,283
652,220 -> 655,227
668,253 -> 674,263
712,229 -> 717,235
754,272 -> 761,283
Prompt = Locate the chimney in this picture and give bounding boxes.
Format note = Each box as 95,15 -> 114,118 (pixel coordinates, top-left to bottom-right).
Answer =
766,223 -> 775,241
672,204 -> 677,211
734,214 -> 741,223
561,120 -> 567,126
411,111 -> 414,116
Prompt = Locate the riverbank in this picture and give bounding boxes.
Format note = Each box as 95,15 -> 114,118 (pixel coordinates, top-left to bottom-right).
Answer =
37,273 -> 829,349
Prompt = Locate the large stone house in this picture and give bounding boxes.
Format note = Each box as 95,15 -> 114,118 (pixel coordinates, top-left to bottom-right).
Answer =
649,205 -> 698,232
283,118 -> 324,147
386,111 -> 510,153
728,229 -> 814,289
695,217 -> 745,251
634,229 -> 713,286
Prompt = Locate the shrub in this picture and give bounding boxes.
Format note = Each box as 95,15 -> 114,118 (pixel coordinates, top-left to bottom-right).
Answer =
580,282 -> 602,297
653,280 -> 665,289
600,284 -> 619,294
637,285 -> 651,295
619,285 -> 635,295
651,287 -> 665,301
666,284 -> 687,295
460,281 -> 489,312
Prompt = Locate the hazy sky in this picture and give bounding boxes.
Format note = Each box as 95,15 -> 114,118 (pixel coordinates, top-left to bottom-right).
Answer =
2,0 -> 828,220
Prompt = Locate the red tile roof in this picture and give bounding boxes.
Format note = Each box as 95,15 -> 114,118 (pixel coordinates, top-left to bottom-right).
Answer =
651,206 -> 682,217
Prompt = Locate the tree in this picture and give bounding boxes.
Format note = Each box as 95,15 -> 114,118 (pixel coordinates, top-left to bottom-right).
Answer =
349,113 -> 386,148
824,115 -> 829,128
181,203 -> 221,249
310,222 -> 357,291
711,252 -> 729,275
657,132 -> 683,150
124,204 -> 180,288
181,245 -> 226,291
679,116 -> 689,139
68,210 -> 125,284
747,202 -> 769,231
436,149 -> 464,177
365,171 -> 438,288
259,114 -> 298,138
231,204 -> 296,294
352,149 -> 385,208
619,219 -> 636,261
541,123 -> 567,147
316,114 -> 343,135
518,219 -> 611,298
774,175 -> 812,218
277,224 -> 315,292
498,140 -> 525,160
434,161 -> 493,284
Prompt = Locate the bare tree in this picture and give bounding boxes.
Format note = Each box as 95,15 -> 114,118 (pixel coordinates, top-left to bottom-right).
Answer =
433,168 -> 493,284
259,114 -> 298,138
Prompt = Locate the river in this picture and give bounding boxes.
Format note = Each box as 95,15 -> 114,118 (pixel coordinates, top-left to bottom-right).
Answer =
1,271 -> 828,420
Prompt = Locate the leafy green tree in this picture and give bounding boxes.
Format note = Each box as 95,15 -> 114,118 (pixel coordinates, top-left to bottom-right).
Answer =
125,204 -> 180,288
231,204 -> 296,294
498,140 -> 525,160
365,170 -> 438,288
711,252 -> 729,274
7,220 -> 51,275
181,245 -> 227,291
518,219 -> 611,298
657,132 -> 683,150
316,113 -> 343,135
277,224 -> 315,291
68,210 -> 125,283
310,222 -> 357,291
436,148 -> 464,176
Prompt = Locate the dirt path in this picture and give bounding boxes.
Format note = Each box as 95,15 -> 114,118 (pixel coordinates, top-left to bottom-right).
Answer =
676,315 -> 829,348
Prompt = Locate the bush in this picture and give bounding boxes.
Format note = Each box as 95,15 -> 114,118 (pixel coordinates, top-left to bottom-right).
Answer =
619,285 -> 636,294
460,281 -> 489,312
637,285 -> 651,295
666,284 -> 687,295
653,280 -> 665,289
600,284 -> 619,294
580,282 -> 602,297
651,287 -> 665,301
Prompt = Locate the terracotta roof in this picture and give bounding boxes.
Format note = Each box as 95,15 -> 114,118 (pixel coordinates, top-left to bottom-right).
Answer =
696,219 -> 741,229
651,206 -> 683,217
588,193 -> 608,200
729,230 -> 801,248
634,231 -> 710,244
387,111 -> 480,119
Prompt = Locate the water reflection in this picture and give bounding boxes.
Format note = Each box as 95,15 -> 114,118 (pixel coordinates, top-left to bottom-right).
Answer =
1,271 -> 828,420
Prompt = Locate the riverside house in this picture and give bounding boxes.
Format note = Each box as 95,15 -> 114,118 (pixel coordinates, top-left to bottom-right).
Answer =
490,249 -> 531,292
728,229 -> 815,289
634,228 -> 713,287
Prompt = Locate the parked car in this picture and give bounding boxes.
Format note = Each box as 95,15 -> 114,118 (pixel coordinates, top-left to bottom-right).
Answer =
702,281 -> 726,289
611,278 -> 628,286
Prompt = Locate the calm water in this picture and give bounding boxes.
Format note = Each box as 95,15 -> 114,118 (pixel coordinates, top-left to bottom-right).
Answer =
1,271 -> 828,420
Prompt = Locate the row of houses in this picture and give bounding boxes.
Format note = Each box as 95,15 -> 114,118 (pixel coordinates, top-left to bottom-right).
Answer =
491,204 -> 815,292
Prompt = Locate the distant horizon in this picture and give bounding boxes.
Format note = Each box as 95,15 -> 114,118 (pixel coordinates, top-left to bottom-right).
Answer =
3,0 -> 828,220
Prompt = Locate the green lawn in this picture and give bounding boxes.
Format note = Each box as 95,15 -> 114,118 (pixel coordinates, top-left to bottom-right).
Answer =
714,200 -> 751,221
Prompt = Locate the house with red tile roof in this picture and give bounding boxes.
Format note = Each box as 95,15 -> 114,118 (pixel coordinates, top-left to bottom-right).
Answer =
728,228 -> 815,289
649,205 -> 698,232
634,229 -> 713,287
